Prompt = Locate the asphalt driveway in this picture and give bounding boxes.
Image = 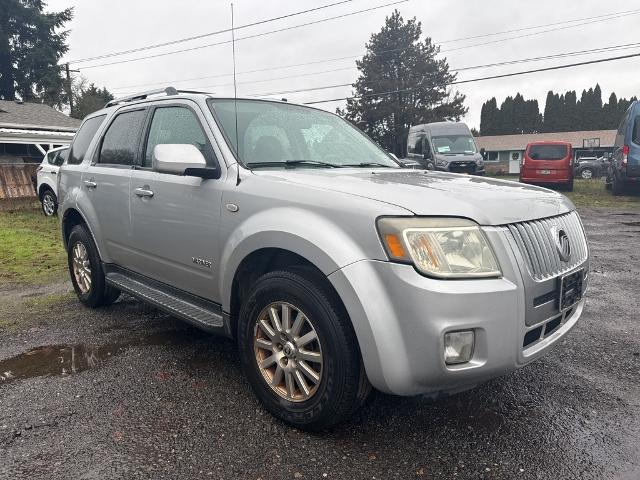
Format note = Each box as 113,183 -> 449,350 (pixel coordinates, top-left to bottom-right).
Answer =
1,208 -> 639,479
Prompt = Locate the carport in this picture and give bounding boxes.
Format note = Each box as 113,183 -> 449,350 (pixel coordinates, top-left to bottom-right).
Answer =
0,100 -> 79,199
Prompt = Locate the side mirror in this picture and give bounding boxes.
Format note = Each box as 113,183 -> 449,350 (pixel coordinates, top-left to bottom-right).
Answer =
152,144 -> 219,179
479,148 -> 486,160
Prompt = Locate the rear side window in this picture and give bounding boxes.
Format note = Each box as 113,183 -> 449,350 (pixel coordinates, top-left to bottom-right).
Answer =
144,106 -> 214,167
528,144 -> 568,160
68,115 -> 106,165
99,109 -> 147,165
633,116 -> 640,145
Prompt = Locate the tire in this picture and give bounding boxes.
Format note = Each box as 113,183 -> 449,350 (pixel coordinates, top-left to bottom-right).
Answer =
41,190 -> 57,217
612,174 -> 625,196
565,178 -> 574,192
580,168 -> 594,179
237,268 -> 370,431
67,224 -> 121,308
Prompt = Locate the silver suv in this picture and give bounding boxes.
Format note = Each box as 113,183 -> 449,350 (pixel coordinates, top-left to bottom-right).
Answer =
58,88 -> 589,430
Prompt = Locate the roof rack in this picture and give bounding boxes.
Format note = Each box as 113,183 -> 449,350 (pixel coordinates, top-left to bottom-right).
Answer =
105,87 -> 179,108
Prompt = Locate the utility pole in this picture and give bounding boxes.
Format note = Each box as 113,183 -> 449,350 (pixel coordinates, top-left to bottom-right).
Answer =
64,63 -> 79,117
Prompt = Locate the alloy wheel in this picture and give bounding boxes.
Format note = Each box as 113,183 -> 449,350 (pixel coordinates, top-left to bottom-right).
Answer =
580,169 -> 593,179
42,194 -> 55,216
72,242 -> 92,294
254,302 -> 323,402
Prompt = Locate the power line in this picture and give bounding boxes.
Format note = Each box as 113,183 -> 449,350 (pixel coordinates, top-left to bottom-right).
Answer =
301,51 -> 640,105
78,0 -> 409,70
108,8 -> 640,92
440,10 -> 640,54
112,40 -> 640,95
212,42 -> 640,97
65,0 -> 355,65
437,8 -> 640,44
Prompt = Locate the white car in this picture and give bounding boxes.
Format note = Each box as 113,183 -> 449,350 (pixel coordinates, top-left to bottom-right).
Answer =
36,146 -> 68,216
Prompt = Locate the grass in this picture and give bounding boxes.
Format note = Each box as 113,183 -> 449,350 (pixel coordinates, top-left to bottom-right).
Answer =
0,206 -> 67,285
0,179 -> 637,286
565,179 -> 640,209
489,177 -> 640,209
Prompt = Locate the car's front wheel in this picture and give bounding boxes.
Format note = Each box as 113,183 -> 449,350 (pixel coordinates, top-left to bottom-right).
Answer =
237,268 -> 370,431
580,168 -> 594,179
67,225 -> 120,308
41,190 -> 57,217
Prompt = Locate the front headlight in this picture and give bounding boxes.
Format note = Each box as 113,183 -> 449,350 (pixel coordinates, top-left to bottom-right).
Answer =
436,159 -> 448,167
377,217 -> 501,279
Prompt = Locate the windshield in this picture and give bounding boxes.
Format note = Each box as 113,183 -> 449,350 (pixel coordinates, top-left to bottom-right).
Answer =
431,135 -> 477,155
208,99 -> 398,168
528,144 -> 568,160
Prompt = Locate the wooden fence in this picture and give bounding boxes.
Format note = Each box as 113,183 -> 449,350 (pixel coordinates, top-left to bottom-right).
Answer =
0,164 -> 38,199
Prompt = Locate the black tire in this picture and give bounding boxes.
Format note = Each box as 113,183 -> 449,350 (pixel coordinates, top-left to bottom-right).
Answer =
565,178 -> 574,192
41,189 -> 58,217
612,174 -> 625,196
67,224 -> 120,308
237,268 -> 370,431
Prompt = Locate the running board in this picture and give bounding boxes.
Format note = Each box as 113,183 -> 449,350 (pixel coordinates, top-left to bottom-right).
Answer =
104,266 -> 229,336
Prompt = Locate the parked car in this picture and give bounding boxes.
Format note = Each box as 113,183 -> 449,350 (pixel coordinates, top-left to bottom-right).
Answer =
574,156 -> 609,179
406,122 -> 485,175
58,88 -> 589,430
520,141 -> 574,191
606,100 -> 640,195
36,146 -> 68,216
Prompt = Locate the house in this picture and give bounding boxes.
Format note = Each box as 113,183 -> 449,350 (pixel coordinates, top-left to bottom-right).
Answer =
0,100 -> 80,199
475,130 -> 616,175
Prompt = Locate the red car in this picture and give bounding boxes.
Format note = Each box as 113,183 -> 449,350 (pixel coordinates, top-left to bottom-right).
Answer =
520,141 -> 574,191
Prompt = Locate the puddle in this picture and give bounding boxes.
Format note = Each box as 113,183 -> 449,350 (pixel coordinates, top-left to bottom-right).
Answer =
0,329 -> 205,385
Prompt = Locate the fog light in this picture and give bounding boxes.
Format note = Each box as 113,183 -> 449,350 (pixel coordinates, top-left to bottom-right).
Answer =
444,331 -> 475,365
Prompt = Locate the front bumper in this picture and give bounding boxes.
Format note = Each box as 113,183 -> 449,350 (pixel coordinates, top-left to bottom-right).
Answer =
328,227 -> 588,396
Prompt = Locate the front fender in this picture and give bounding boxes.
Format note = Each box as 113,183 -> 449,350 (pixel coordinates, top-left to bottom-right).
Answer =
219,206 -> 376,312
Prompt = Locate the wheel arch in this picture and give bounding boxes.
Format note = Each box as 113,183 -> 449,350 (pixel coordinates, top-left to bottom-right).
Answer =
61,207 -> 89,251
38,183 -> 54,200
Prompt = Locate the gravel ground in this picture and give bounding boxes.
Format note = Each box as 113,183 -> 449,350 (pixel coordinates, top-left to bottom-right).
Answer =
0,208 -> 639,480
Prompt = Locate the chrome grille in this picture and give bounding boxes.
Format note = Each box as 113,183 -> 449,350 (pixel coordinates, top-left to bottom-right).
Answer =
507,211 -> 588,281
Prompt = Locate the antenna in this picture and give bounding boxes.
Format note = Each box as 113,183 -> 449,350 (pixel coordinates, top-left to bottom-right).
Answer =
231,3 -> 241,185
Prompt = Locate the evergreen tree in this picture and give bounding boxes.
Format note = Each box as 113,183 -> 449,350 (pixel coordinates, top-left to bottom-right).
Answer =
72,80 -> 114,120
480,97 -> 499,135
0,1 -> 73,106
340,10 -> 466,156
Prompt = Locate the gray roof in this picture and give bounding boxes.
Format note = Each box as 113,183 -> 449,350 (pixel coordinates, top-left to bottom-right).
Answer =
0,100 -> 80,131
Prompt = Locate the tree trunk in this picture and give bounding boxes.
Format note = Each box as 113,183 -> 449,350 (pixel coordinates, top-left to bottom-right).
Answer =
0,12 -> 15,100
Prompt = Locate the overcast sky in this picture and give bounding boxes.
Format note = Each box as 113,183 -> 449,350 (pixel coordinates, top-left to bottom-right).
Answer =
47,0 -> 639,130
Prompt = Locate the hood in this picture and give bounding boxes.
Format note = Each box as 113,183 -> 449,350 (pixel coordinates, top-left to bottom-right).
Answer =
253,168 -> 574,225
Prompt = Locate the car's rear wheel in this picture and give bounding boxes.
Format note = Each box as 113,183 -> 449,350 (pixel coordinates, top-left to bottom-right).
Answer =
41,190 -> 57,217
580,168 -> 594,179
612,174 -> 626,196
237,268 -> 370,431
67,225 -> 120,308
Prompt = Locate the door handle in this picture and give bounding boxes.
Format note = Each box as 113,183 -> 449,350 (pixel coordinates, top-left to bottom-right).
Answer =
52,171 -> 57,175
134,187 -> 154,198
84,180 -> 97,189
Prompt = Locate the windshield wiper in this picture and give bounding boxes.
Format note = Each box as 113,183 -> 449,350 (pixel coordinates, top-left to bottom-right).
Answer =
247,160 -> 342,169
341,162 -> 392,168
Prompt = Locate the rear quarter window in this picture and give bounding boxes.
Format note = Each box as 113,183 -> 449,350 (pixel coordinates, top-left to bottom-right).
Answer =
633,116 -> 640,145
68,115 -> 107,165
527,145 -> 568,160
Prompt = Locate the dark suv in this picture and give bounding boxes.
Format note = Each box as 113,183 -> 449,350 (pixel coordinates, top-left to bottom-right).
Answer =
606,100 -> 640,195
